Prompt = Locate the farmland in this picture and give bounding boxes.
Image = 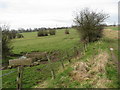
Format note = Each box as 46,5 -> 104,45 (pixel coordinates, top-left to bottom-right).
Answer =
2,26 -> 120,88
105,26 -> 118,30
12,28 -> 80,54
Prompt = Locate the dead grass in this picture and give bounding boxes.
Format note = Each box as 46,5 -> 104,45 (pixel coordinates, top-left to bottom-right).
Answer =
70,51 -> 111,88
103,29 -> 118,39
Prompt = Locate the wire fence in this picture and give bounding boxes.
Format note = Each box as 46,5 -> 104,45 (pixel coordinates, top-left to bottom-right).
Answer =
1,43 -> 87,89
0,70 -> 16,78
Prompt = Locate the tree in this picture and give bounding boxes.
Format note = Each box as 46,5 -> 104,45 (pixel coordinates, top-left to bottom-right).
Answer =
1,25 -> 13,61
74,8 -> 109,43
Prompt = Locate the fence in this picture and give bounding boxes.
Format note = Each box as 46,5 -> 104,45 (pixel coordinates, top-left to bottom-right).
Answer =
1,43 -> 88,89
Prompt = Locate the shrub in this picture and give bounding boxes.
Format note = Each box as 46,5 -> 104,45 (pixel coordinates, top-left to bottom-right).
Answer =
43,30 -> 48,36
38,30 -> 44,37
11,31 -> 17,39
17,33 -> 24,38
38,30 -> 48,37
2,31 -> 13,60
1,25 -> 13,61
65,29 -> 69,34
74,8 -> 109,43
49,30 -> 56,35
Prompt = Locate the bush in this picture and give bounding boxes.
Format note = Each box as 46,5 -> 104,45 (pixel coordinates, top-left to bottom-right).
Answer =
74,8 -> 109,43
43,30 -> 48,36
1,25 -> 13,61
2,31 -> 13,60
38,30 -> 44,37
65,29 -> 69,34
49,30 -> 56,35
17,33 -> 24,38
38,30 -> 48,37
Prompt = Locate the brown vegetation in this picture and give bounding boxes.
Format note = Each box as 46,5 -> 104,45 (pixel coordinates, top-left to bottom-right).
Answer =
70,51 -> 111,88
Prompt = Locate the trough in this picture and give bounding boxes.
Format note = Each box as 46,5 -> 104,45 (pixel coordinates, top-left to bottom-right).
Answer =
9,58 -> 33,66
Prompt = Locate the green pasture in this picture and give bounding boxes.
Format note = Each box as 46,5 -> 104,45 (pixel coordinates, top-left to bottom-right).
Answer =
2,37 -> 119,88
2,27 -> 119,88
12,29 -> 80,54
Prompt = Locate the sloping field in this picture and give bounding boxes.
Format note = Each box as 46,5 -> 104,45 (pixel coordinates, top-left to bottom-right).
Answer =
12,28 -> 80,54
2,28 -> 119,88
34,29 -> 119,88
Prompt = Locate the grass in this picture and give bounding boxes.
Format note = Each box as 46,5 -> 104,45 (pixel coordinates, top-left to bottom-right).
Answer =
12,29 -> 80,54
106,63 -> 119,88
104,26 -> 119,30
2,28 -> 119,88
2,61 -> 66,88
43,37 -> 119,88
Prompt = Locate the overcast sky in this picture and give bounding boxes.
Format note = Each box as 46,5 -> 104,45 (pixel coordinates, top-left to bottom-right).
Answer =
0,0 -> 119,29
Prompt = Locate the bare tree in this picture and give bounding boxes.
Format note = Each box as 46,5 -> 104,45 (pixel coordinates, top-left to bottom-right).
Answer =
74,8 -> 109,43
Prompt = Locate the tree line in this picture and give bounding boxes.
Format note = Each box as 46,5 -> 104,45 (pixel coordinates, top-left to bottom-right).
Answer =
16,27 -> 70,33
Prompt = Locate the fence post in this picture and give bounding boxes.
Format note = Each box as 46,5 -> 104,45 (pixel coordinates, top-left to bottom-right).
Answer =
17,65 -> 23,90
73,47 -> 76,56
66,51 -> 71,63
85,43 -> 87,52
83,44 -> 86,55
47,55 -> 55,79
59,51 -> 64,69
60,58 -> 65,69
51,68 -> 55,80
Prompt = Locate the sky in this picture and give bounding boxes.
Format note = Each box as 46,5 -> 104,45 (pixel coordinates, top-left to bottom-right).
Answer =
0,0 -> 119,29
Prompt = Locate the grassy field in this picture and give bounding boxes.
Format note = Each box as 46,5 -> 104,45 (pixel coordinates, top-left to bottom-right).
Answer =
2,28 -> 81,88
12,26 -> 118,54
104,26 -> 119,30
34,28 -> 119,88
2,27 -> 119,88
12,28 -> 80,54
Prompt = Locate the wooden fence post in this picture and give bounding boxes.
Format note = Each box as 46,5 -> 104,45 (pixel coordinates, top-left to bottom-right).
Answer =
51,68 -> 55,80
83,44 -> 86,55
60,58 -> 65,69
17,65 -> 23,90
66,51 -> 71,63
73,47 -> 76,56
47,55 -> 55,79
84,43 -> 87,52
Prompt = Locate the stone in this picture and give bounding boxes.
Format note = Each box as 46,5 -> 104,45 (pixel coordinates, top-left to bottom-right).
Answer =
7,66 -> 12,69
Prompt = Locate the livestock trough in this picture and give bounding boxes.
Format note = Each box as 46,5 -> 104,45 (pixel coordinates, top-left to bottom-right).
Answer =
9,58 -> 33,66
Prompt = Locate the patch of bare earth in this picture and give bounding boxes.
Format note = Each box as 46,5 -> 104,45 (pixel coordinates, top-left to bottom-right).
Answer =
70,51 -> 111,88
